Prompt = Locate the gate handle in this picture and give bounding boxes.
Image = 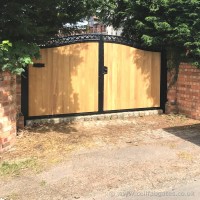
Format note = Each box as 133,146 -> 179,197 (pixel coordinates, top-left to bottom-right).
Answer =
103,66 -> 108,74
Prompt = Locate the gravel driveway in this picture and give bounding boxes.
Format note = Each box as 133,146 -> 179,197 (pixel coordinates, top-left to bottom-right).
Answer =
0,114 -> 200,200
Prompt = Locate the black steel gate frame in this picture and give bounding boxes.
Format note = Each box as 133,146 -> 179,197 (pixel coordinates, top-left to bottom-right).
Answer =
21,34 -> 167,125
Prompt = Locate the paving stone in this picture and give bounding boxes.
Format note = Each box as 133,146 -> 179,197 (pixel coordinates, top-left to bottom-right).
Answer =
111,114 -> 118,120
26,109 -> 163,125
97,115 -> 105,120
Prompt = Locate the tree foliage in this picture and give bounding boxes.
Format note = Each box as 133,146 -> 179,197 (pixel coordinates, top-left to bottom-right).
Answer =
0,41 -> 40,75
0,0 -> 92,74
0,0 -> 91,42
96,0 -> 200,68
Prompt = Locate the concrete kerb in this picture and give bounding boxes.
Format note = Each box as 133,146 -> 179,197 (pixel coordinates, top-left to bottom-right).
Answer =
26,109 -> 163,126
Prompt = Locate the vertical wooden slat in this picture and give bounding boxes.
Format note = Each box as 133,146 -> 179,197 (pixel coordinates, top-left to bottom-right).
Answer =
29,49 -> 53,116
151,52 -> 161,106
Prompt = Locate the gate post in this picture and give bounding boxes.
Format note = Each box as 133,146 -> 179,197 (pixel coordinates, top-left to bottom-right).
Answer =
98,35 -> 104,113
21,69 -> 28,126
160,50 -> 168,112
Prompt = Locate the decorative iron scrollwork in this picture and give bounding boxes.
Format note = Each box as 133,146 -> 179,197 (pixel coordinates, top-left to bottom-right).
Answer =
39,34 -> 101,48
39,34 -> 161,51
103,35 -> 133,46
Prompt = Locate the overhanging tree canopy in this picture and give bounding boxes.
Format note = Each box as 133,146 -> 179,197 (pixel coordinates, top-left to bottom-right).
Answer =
0,0 -> 91,42
96,0 -> 200,67
0,0 -> 93,74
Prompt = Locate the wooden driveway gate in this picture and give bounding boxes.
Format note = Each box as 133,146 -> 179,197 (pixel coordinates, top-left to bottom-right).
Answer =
22,34 -> 167,121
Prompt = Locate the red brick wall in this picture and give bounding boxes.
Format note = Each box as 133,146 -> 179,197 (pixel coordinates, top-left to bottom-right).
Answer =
0,72 -> 17,152
166,63 -> 200,119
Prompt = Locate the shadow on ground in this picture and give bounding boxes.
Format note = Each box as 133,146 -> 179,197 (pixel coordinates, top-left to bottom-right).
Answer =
27,122 -> 78,134
164,123 -> 200,146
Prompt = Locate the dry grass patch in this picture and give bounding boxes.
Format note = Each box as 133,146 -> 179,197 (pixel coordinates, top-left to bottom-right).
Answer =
0,158 -> 38,176
0,114 -> 199,177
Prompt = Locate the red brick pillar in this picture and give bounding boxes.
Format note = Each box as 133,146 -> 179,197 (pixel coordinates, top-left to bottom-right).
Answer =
166,63 -> 200,119
0,71 -> 16,152
177,63 -> 200,119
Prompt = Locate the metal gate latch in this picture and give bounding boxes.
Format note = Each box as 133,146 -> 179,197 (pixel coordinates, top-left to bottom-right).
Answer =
33,63 -> 45,68
103,66 -> 108,74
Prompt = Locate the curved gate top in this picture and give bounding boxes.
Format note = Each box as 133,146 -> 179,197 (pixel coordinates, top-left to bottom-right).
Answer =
22,34 -> 167,121
39,34 -> 161,51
